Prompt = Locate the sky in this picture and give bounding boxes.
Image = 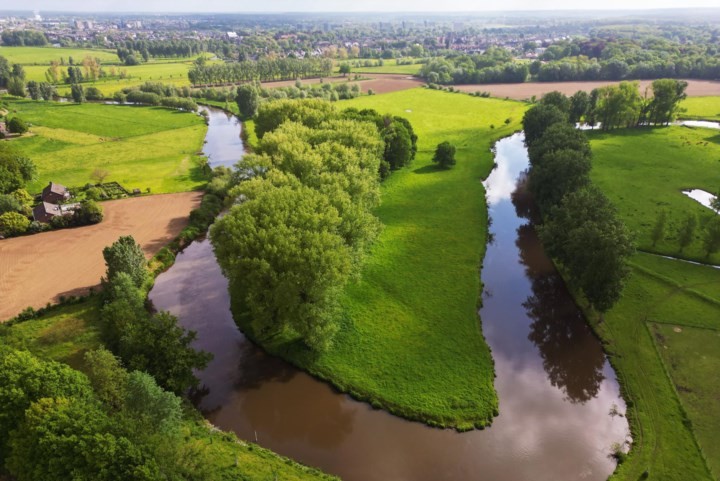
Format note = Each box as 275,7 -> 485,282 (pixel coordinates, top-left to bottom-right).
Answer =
7,0 -> 720,13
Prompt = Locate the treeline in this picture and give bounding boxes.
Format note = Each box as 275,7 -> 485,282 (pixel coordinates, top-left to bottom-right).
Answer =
110,82 -> 199,111
420,48 -> 529,84
0,30 -> 47,46
188,57 -> 334,85
533,36 -> 720,82
555,79 -> 688,130
522,96 -> 635,312
211,99 -> 416,351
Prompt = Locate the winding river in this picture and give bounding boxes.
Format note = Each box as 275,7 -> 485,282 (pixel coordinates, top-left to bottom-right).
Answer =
149,107 -> 629,481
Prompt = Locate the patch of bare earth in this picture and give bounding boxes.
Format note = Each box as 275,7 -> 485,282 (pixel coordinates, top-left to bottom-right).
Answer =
0,192 -> 202,321
454,79 -> 720,100
262,73 -> 424,94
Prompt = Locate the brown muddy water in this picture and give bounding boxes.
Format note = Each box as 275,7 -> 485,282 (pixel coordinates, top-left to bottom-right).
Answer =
149,115 -> 630,480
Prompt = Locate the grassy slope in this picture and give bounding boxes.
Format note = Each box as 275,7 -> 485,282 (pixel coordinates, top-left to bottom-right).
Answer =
680,96 -> 720,121
242,88 -> 527,429
588,126 -> 720,264
569,125 -> 720,480
0,300 -> 335,481
6,100 -> 208,194
0,46 -> 120,65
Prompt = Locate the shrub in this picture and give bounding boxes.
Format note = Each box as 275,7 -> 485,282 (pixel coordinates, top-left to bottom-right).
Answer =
84,87 -> 104,100
6,117 -> 28,134
0,211 -> 30,236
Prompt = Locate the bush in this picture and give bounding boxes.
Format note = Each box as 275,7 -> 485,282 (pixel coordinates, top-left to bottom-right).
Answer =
84,87 -> 104,100
72,200 -> 103,225
0,211 -> 30,236
6,117 -> 29,134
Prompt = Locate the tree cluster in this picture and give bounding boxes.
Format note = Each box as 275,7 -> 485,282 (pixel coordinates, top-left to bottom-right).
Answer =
420,48 -> 529,84
523,101 -> 635,312
0,345 -> 210,481
100,236 -> 212,394
212,99 -> 409,351
0,30 -> 47,46
188,57 -> 333,85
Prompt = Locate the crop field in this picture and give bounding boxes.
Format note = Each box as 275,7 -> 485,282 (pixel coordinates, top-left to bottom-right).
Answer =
588,125 -> 720,264
5,100 -> 208,194
681,96 -> 720,121
0,46 -> 121,65
249,88 -> 528,429
0,192 -> 202,322
577,252 -> 719,481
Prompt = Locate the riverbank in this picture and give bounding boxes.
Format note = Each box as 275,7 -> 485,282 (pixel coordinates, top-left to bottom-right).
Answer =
228,88 -> 528,429
548,122 -> 720,480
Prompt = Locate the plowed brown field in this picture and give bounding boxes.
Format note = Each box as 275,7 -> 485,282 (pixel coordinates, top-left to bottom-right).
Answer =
0,192 -> 201,321
454,79 -> 720,99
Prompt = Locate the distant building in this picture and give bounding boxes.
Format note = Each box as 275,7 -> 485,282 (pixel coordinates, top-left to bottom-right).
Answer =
32,202 -> 79,223
41,182 -> 71,204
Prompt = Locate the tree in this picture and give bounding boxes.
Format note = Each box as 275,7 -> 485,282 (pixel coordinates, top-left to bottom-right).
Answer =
0,144 -> 36,194
0,193 -> 23,215
122,371 -> 182,435
568,90 -> 590,124
529,148 -> 591,213
432,141 -> 457,169
121,312 -> 212,394
649,79 -> 688,125
7,76 -> 25,97
382,120 -> 413,170
539,90 -> 570,113
71,83 -> 85,103
101,272 -> 148,352
527,122 -> 591,168
0,346 -> 94,459
677,212 -> 698,252
91,167 -> 111,184
650,210 -> 668,247
711,192 -> 720,213
73,199 -> 103,225
26,80 -> 41,100
6,397 -> 161,481
102,235 -> 148,288
0,211 -> 30,236
83,349 -> 129,412
522,104 -> 568,145
702,216 -> 720,257
339,63 -> 351,76
235,84 -> 259,119
6,116 -> 29,134
540,186 -> 635,312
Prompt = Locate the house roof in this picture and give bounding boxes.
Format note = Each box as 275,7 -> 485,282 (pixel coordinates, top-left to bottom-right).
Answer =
44,182 -> 68,196
33,201 -> 63,219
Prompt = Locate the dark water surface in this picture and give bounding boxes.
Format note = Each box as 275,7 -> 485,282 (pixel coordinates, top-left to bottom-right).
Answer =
149,117 -> 630,480
199,106 -> 246,169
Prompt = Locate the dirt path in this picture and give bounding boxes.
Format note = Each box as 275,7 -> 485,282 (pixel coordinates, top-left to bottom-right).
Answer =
0,192 -> 202,321
454,79 -> 720,99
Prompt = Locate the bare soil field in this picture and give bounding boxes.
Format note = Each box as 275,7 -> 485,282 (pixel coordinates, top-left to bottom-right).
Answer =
0,192 -> 201,321
454,79 -> 720,99
262,73 -> 424,94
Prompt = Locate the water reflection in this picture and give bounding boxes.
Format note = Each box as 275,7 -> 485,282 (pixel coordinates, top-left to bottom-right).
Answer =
517,224 -> 606,403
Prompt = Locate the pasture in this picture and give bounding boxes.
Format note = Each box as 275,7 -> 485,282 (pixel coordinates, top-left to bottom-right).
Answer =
588,125 -> 720,264
249,87 -> 528,429
681,96 -> 720,121
5,100 -> 208,194
0,46 -> 120,65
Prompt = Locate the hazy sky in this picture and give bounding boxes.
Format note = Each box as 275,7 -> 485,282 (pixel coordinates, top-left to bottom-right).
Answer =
7,0 -> 719,12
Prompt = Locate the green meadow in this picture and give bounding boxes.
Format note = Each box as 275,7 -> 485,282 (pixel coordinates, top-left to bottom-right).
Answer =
588,125 -> 720,264
568,122 -> 720,480
680,96 -> 720,121
5,100 -> 208,194
0,300 -> 335,481
0,46 -> 121,65
335,58 -> 423,75
244,87 -> 527,429
575,252 -> 719,481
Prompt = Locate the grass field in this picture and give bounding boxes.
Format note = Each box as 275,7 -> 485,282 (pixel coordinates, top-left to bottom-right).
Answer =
0,300 -> 334,481
239,88 -> 527,429
0,46 -> 120,65
571,252 -> 719,481
681,96 -> 720,121
335,58 -> 423,75
5,100 -> 208,194
588,125 -> 720,264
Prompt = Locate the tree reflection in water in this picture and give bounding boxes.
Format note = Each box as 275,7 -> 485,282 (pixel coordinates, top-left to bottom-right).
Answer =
513,202 -> 606,404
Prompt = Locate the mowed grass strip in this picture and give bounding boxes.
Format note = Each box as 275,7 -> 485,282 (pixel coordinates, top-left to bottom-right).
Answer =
252,88 -> 527,429
652,322 -> 720,480
681,96 -> 720,121
6,100 -> 208,194
588,126 -> 720,264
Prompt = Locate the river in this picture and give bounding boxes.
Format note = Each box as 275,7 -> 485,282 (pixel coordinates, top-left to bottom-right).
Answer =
149,107 -> 629,481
